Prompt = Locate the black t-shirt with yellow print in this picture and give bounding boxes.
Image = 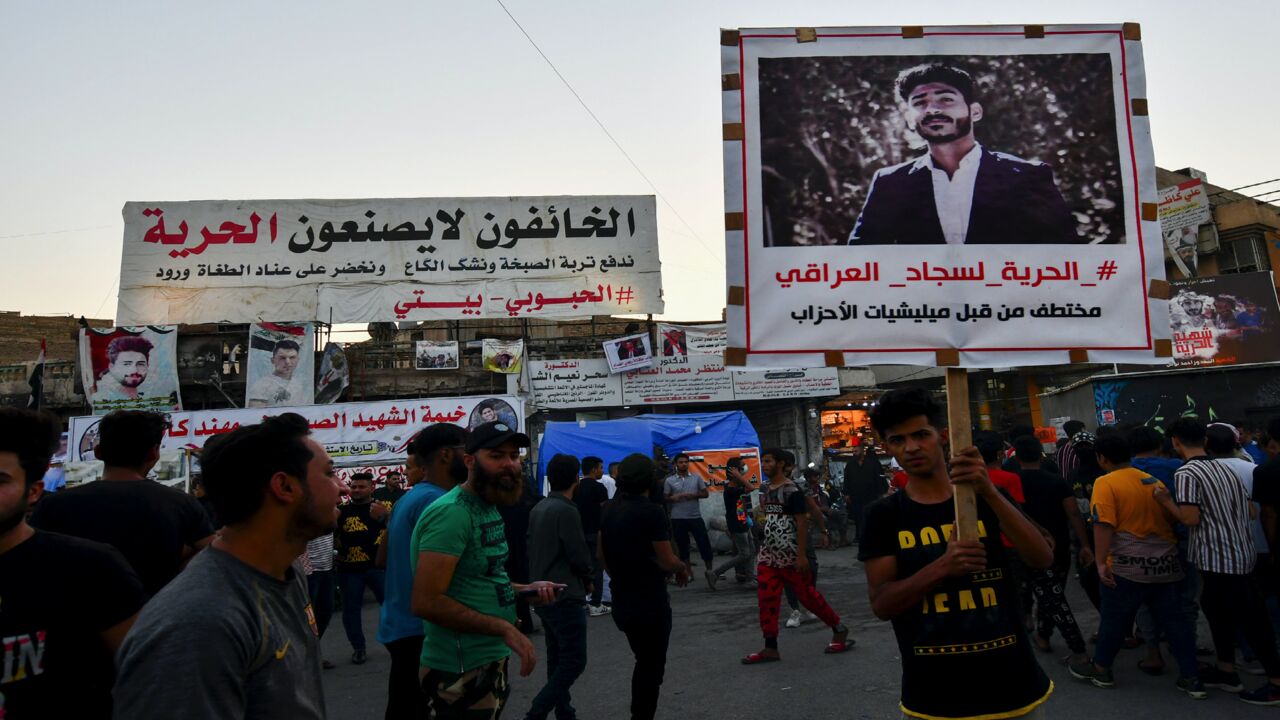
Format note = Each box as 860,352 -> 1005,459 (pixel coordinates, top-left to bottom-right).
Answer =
859,490 -> 1051,720
335,502 -> 385,572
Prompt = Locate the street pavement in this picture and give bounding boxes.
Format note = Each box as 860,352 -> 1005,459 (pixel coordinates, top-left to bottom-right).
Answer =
322,545 -> 1275,719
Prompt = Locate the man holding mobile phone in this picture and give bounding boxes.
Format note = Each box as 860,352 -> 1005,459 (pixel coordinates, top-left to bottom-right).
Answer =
411,422 -> 562,719
523,453 -> 594,720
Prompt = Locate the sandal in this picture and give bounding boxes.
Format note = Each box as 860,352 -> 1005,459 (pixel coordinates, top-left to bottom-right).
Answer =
825,640 -> 855,654
741,651 -> 781,665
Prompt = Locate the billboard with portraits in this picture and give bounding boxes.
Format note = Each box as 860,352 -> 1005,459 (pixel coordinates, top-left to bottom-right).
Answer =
721,24 -> 1168,368
79,326 -> 182,415
1169,271 -> 1280,367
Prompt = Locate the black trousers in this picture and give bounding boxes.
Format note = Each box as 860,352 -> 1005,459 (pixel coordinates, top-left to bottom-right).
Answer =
384,635 -> 430,719
611,598 -> 672,720
1201,569 -> 1280,675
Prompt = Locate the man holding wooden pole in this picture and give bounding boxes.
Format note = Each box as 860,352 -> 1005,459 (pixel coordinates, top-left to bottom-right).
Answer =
859,387 -> 1054,719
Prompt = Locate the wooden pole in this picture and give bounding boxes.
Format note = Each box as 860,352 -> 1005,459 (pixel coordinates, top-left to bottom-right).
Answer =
945,367 -> 979,542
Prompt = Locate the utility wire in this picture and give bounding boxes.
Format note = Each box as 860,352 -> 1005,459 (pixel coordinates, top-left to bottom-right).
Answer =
0,224 -> 114,240
1208,178 -> 1280,197
492,0 -> 721,262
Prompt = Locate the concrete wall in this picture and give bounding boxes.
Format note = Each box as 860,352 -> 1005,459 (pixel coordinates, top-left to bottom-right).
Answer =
1039,381 -> 1100,429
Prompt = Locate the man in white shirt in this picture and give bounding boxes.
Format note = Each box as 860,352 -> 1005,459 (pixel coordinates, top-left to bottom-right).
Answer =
848,62 -> 1079,246
248,339 -> 307,408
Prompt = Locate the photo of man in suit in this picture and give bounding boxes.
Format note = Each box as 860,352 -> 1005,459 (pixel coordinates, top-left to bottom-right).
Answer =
847,63 -> 1081,245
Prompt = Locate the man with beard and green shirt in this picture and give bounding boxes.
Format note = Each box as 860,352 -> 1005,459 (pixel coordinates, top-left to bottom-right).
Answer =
411,421 -> 564,719
377,423 -> 468,720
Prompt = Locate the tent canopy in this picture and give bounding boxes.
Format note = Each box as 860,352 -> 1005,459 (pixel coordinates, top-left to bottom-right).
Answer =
537,411 -> 760,482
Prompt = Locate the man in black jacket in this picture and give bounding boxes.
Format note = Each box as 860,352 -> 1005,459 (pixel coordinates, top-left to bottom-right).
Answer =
848,62 -> 1079,246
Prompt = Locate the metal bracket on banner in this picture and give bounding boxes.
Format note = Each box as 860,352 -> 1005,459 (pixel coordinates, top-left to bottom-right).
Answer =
796,27 -> 817,43
725,212 -> 744,231
902,26 -> 925,39
1123,23 -> 1142,41
1153,339 -> 1173,358
727,286 -> 745,307
1147,279 -> 1172,300
1068,349 -> 1090,363
1023,25 -> 1045,39
723,123 -> 745,141
823,351 -> 844,367
724,347 -> 747,366
935,349 -> 960,367
720,29 -> 740,46
1131,99 -> 1149,116
1141,203 -> 1158,222
722,73 -> 742,91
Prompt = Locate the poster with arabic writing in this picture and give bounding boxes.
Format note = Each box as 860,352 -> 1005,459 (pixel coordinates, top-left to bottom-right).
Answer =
1169,271 -> 1280,367
67,395 -> 524,466
116,196 -> 662,325
721,24 -> 1169,368
79,326 -> 182,415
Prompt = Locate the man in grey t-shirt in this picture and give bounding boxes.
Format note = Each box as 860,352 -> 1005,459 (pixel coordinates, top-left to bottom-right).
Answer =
663,453 -> 715,589
115,413 -> 344,719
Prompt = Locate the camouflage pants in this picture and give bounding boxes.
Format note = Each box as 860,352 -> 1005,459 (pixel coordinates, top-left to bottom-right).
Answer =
420,658 -> 510,719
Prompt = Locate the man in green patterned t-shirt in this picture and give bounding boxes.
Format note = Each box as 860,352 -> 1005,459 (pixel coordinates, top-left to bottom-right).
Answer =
411,421 -> 563,719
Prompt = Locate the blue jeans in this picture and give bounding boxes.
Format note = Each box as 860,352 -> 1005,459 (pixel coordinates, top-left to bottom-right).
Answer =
337,568 -> 385,651
526,600 -> 588,720
1096,575 -> 1198,679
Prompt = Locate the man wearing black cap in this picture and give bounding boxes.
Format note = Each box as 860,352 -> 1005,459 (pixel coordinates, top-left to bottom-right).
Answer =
411,421 -> 564,719
377,422 -> 468,720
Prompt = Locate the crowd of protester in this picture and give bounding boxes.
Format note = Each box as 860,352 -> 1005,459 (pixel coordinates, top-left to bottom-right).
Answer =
3,397 -> 1280,719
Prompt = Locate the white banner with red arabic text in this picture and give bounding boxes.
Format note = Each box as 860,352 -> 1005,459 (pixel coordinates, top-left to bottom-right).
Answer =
67,395 -> 524,467
116,196 -> 662,325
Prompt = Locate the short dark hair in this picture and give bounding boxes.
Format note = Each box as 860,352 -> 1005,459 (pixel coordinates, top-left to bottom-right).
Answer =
0,407 -> 60,486
1012,435 -> 1043,463
1008,424 -> 1036,442
616,453 -> 653,494
869,387 -> 943,438
1096,425 -> 1123,440
673,453 -> 690,463
896,62 -> 977,104
780,450 -> 796,468
96,411 -> 168,468
272,339 -> 301,355
408,423 -> 467,467
974,431 -> 1004,465
608,461 -> 620,476
1165,418 -> 1206,446
1095,435 -> 1132,465
1268,417 -> 1280,444
1127,425 -> 1164,454
547,454 -> 580,492
762,448 -> 787,464
200,413 -> 314,526
582,456 -> 603,475
1205,424 -> 1239,456
350,471 -> 374,484
725,457 -> 744,472
802,467 -> 820,481
1062,420 -> 1086,438
106,335 -> 153,364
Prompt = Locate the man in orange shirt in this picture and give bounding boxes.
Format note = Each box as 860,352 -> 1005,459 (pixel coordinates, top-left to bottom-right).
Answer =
1068,434 -> 1204,699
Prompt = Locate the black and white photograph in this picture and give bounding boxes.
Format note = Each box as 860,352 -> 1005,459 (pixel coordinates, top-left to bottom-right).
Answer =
758,54 -> 1125,247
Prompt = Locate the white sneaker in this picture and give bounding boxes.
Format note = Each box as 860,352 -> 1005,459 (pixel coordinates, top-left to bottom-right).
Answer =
785,609 -> 802,628
588,604 -> 611,617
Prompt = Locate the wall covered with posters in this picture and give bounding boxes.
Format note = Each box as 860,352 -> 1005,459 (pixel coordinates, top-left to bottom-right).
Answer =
1089,364 -> 1280,428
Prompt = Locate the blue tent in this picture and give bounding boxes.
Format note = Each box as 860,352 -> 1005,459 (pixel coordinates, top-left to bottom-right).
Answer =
537,411 -> 760,482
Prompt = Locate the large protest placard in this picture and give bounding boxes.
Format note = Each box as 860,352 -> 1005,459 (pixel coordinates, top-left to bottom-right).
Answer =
246,322 -> 314,407
721,24 -> 1168,368
529,355 -> 839,408
1169,271 -> 1280,367
68,395 -> 524,466
116,196 -> 663,325
687,448 -> 761,492
1158,179 -> 1213,279
79,326 -> 183,415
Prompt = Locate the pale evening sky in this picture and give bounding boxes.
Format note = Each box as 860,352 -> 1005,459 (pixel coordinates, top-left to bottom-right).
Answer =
1,1 -> 1273,328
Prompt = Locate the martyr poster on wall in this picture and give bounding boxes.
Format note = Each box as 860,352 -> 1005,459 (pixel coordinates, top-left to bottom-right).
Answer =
245,322 -> 315,408
116,196 -> 663,325
1169,271 -> 1280,367
720,24 -> 1168,368
79,326 -> 182,415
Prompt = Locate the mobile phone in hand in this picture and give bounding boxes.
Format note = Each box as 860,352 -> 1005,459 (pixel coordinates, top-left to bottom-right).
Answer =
517,584 -> 567,598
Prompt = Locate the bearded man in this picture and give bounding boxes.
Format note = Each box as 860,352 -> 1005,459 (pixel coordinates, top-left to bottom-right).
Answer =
847,62 -> 1079,245
410,421 -> 564,719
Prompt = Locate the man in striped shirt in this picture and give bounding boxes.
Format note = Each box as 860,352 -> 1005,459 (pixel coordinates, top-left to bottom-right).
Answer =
1155,418 -> 1280,705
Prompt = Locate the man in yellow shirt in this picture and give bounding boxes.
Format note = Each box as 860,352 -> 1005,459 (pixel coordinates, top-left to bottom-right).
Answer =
1069,434 -> 1204,698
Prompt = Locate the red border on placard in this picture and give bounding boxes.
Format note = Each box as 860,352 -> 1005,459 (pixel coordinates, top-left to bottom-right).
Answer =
734,28 -> 1152,355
